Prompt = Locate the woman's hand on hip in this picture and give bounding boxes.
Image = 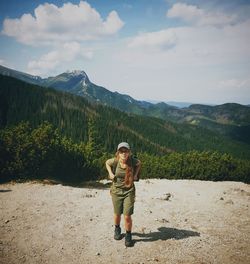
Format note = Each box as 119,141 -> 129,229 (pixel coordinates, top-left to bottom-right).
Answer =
109,173 -> 115,180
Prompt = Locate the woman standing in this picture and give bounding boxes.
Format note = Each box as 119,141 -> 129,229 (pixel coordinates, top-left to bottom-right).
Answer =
105,142 -> 141,247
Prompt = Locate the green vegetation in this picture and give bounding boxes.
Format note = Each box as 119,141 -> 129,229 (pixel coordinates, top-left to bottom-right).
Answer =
0,74 -> 250,184
138,151 -> 250,183
0,122 -> 100,184
1,122 -> 249,184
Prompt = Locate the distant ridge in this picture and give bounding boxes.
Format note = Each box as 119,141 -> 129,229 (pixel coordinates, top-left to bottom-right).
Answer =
147,100 -> 193,108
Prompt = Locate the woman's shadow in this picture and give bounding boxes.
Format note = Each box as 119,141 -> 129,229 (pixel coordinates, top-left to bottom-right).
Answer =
133,227 -> 200,243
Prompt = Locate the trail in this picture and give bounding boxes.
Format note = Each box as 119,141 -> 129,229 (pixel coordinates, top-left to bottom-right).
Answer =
1,179 -> 249,264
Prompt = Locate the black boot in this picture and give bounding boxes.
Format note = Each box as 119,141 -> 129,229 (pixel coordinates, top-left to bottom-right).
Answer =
125,231 -> 133,247
114,225 -> 122,240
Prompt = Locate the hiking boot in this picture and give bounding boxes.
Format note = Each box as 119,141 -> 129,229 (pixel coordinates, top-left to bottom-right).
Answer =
114,226 -> 122,240
125,232 -> 133,247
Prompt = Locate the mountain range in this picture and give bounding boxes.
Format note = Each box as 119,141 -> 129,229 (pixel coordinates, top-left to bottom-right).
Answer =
0,65 -> 250,145
2,73 -> 250,161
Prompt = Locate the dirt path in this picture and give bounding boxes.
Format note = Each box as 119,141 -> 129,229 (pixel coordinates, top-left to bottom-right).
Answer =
1,179 -> 250,264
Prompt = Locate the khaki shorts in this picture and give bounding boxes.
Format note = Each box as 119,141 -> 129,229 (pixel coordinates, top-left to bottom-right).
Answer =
110,185 -> 136,216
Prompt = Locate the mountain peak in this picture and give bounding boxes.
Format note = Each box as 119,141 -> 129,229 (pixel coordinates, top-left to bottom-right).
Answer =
66,70 -> 87,77
63,70 -> 90,87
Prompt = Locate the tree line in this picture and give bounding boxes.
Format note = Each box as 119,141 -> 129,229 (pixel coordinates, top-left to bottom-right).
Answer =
1,122 -> 249,184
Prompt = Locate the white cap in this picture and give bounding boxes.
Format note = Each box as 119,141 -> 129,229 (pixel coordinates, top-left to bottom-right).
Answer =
117,142 -> 130,151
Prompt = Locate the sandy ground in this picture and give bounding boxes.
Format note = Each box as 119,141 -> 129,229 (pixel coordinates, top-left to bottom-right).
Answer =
0,179 -> 250,264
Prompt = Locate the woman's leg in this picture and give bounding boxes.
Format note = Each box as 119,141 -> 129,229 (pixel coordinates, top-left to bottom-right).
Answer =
124,215 -> 132,231
114,214 -> 122,240
124,215 -> 133,247
114,214 -> 121,225
123,189 -> 135,246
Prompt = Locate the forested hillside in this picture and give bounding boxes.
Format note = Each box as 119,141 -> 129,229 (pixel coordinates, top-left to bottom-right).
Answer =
0,74 -> 250,184
1,65 -> 250,146
1,74 -> 250,158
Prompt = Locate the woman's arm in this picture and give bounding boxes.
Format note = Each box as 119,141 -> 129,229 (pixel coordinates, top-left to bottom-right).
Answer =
133,160 -> 141,181
105,159 -> 115,180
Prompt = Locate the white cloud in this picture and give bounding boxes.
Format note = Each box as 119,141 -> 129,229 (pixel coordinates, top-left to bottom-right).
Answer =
2,1 -> 124,45
219,78 -> 250,90
126,2 -> 250,61
128,29 -> 177,51
27,42 -> 93,75
103,11 -> 124,35
167,3 -> 238,27
110,13 -> 250,104
167,3 -> 203,22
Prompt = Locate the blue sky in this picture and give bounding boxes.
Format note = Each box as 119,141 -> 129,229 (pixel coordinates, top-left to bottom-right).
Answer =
0,0 -> 250,104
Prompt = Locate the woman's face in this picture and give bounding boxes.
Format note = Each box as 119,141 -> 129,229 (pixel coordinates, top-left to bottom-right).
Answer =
118,148 -> 129,161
